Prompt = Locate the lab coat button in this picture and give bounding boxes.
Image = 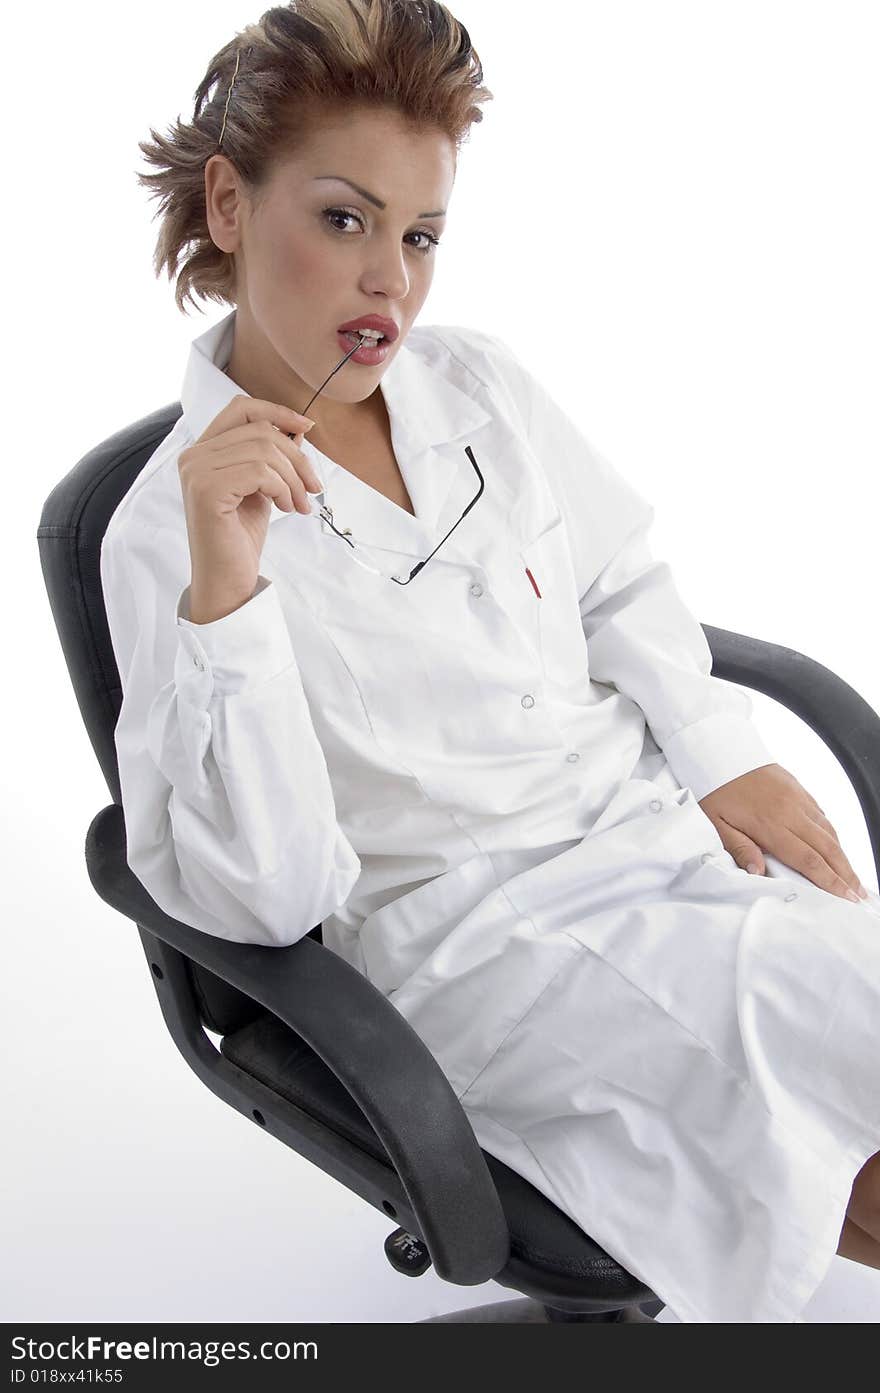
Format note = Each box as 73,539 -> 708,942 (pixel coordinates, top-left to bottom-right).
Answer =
566,752 -> 580,762
784,892 -> 798,902
649,799 -> 663,812
192,656 -> 204,671
521,694 -> 535,709
469,582 -> 484,597
700,852 -> 714,864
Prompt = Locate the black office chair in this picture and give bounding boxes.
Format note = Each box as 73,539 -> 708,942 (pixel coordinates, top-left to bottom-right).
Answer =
38,403 -> 880,1324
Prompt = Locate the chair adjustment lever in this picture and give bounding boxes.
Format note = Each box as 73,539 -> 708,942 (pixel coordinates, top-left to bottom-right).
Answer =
384,1227 -> 433,1276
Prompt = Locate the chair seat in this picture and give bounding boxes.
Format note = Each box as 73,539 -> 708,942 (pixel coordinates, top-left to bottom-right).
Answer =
220,1010 -> 651,1307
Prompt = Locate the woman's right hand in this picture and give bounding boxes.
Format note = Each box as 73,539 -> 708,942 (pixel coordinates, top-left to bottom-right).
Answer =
178,395 -> 322,611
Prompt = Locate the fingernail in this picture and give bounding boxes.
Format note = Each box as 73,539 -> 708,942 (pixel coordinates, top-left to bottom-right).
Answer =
746,863 -> 761,875
857,884 -> 869,899
845,888 -> 860,902
306,478 -> 324,495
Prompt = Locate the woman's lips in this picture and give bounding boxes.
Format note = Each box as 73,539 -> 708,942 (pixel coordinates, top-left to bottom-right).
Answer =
336,330 -> 391,364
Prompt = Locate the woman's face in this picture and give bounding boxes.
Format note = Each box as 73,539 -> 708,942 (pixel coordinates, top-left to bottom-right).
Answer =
205,105 -> 456,433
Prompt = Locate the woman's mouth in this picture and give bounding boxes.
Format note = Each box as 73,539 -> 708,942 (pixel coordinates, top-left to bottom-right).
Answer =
336,330 -> 391,365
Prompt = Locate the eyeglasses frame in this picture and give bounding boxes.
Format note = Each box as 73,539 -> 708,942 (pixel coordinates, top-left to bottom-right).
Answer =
308,444 -> 484,585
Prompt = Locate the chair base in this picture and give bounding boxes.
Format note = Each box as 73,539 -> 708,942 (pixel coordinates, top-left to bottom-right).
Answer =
420,1297 -> 659,1322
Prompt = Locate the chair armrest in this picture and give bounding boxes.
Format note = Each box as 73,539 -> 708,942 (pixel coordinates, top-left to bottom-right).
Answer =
704,623 -> 880,873
85,802 -> 510,1286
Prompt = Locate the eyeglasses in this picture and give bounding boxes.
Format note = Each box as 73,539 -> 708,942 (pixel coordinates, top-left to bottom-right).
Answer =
308,444 -> 484,585
286,331 -> 483,583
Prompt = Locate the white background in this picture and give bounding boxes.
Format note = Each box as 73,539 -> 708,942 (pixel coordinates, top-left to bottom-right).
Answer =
6,0 -> 879,1323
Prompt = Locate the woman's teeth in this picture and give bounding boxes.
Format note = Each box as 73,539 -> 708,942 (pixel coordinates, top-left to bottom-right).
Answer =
344,329 -> 384,343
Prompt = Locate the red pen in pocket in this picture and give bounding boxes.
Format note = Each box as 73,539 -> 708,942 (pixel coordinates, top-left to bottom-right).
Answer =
525,566 -> 542,598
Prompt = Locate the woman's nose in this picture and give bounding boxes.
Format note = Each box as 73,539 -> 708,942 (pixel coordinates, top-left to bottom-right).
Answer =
360,241 -> 412,299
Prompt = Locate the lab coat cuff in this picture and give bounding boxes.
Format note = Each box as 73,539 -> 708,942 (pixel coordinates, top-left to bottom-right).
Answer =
660,713 -> 777,803
174,576 -> 296,701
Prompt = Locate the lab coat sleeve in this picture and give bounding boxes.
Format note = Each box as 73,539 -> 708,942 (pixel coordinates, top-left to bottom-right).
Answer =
576,518 -> 777,802
462,326 -> 777,803
100,519 -> 362,948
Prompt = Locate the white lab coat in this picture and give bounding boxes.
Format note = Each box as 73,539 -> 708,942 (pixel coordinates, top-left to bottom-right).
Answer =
101,309 -> 880,1323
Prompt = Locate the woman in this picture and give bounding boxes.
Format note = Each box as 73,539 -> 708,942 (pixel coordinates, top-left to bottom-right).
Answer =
101,0 -> 880,1322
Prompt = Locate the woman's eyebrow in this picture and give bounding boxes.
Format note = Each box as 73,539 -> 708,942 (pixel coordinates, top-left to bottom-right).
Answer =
312,174 -> 446,219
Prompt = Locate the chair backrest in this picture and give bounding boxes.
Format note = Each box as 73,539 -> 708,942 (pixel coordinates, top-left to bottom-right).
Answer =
36,404 -> 271,1034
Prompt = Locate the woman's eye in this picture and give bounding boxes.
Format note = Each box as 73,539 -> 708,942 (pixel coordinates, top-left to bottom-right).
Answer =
322,207 -> 441,254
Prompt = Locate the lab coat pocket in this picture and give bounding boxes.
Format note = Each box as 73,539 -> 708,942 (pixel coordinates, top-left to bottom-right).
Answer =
519,516 -> 591,696
383,887 -> 588,1101
358,851 -> 501,997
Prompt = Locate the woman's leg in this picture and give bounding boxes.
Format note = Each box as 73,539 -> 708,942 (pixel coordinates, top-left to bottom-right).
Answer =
845,1150 -> 880,1244
837,1214 -> 880,1270
834,1151 -> 880,1269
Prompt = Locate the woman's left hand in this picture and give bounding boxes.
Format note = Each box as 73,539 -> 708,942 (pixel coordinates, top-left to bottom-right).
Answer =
697,763 -> 868,903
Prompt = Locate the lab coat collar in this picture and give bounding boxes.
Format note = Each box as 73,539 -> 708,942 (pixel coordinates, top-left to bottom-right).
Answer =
180,308 -> 492,560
